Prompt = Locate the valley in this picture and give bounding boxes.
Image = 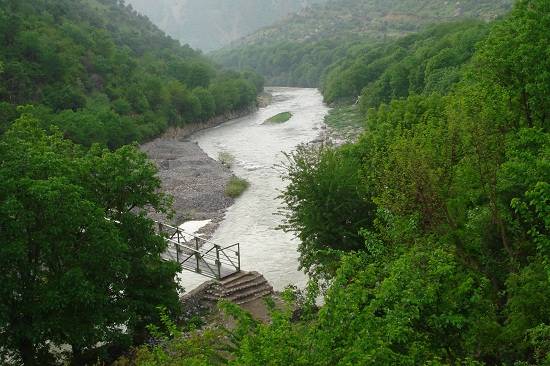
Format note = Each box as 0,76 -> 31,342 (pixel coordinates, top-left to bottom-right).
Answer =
0,0 -> 548,365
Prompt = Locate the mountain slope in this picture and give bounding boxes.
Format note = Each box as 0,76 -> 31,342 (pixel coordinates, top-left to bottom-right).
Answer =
0,0 -> 262,148
213,0 -> 513,87
126,0 -> 329,51
236,0 -> 513,46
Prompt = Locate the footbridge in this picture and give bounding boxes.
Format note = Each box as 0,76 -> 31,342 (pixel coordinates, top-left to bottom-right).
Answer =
155,221 -> 241,280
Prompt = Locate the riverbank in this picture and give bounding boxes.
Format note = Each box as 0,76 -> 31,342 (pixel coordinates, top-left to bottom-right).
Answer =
141,105 -> 260,238
141,139 -> 235,237
321,104 -> 364,144
160,105 -> 258,141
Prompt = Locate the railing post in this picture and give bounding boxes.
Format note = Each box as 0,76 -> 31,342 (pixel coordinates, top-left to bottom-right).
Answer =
216,245 -> 221,279
158,222 -> 163,234
237,243 -> 241,272
195,237 -> 200,273
176,243 -> 180,263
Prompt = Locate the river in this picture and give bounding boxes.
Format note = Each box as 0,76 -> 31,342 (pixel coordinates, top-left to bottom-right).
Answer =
177,87 -> 329,291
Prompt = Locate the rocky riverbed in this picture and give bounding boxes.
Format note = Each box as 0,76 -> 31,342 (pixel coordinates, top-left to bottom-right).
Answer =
141,139 -> 235,237
140,105 -> 262,238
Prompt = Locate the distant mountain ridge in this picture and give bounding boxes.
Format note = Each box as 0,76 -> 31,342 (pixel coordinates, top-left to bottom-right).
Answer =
232,0 -> 514,47
125,0 -> 329,51
213,0 -> 514,88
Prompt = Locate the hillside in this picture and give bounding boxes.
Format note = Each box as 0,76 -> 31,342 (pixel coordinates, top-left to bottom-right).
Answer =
236,0 -> 513,46
126,0 -> 329,51
214,0 -> 513,87
0,0 -> 262,148
322,20 -> 491,105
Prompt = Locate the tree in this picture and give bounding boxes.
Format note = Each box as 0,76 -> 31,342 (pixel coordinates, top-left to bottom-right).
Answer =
474,0 -> 550,129
0,101 -> 18,133
0,117 -> 180,364
79,143 -> 180,344
193,87 -> 216,120
279,143 -> 376,279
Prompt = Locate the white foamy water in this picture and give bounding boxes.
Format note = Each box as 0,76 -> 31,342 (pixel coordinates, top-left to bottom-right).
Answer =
178,220 -> 211,240
178,87 -> 329,291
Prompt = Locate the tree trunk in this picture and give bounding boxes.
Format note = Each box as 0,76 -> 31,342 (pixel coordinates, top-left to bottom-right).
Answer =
521,88 -> 533,128
71,346 -> 84,366
18,338 -> 36,366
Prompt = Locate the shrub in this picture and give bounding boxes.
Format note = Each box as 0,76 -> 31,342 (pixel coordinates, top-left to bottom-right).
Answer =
218,151 -> 236,168
225,176 -> 250,198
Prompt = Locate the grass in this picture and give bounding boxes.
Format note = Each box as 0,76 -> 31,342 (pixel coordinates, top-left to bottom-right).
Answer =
218,151 -> 235,168
323,104 -> 365,142
225,177 -> 250,198
324,104 -> 364,130
264,111 -> 292,124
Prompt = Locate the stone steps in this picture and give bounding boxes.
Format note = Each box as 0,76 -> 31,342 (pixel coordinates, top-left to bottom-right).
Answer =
237,288 -> 274,305
220,271 -> 255,287
202,271 -> 273,305
228,284 -> 274,305
223,277 -> 270,296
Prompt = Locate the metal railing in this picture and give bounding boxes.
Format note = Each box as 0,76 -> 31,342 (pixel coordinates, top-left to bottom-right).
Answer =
155,221 -> 240,280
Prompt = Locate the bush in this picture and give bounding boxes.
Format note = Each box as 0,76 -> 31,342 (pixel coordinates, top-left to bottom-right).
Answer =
218,151 -> 236,168
225,176 -> 249,198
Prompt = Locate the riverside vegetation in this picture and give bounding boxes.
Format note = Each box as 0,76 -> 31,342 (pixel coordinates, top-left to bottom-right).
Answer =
0,0 -> 263,149
225,177 -> 250,199
129,0 -> 550,365
217,152 -> 249,198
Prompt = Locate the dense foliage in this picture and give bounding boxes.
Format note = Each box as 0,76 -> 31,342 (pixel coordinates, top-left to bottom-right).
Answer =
213,0 -> 511,88
0,115 -> 181,364
0,0 -> 262,148
132,0 -> 550,364
212,38 -> 354,87
323,21 -> 490,106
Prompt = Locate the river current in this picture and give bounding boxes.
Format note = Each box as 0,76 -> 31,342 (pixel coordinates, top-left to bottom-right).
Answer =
177,87 -> 329,291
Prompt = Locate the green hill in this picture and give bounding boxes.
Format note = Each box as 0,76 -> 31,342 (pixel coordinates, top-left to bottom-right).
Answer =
213,0 -> 513,87
235,0 -> 512,46
0,0 -> 263,148
322,20 -> 491,106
